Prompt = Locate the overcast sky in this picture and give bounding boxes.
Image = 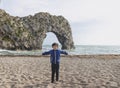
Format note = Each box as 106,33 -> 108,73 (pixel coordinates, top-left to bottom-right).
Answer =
0,0 -> 120,45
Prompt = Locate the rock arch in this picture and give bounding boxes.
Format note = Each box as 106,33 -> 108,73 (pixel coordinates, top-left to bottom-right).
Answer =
0,9 -> 75,50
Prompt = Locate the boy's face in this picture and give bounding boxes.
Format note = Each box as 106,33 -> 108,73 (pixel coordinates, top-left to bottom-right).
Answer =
52,45 -> 58,50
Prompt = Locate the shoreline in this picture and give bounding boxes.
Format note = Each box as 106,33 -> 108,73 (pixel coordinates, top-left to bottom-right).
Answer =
0,54 -> 120,58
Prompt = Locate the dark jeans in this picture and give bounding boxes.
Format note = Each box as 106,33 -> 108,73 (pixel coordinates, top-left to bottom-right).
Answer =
51,63 -> 59,83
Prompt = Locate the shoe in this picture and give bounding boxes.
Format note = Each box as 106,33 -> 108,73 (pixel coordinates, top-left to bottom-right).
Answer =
51,81 -> 54,83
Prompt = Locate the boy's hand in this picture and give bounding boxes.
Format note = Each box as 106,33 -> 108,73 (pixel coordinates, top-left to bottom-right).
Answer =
42,53 -> 45,55
65,52 -> 68,55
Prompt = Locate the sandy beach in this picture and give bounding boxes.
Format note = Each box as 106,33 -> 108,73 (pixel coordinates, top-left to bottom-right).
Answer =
0,55 -> 120,88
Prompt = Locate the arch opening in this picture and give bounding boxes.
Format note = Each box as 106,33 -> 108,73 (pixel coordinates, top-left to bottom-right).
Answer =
42,32 -> 61,49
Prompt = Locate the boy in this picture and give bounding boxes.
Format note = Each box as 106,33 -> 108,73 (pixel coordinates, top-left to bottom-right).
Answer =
42,43 -> 68,83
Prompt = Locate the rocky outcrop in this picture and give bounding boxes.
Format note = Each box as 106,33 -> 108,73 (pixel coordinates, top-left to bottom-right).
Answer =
0,9 -> 75,50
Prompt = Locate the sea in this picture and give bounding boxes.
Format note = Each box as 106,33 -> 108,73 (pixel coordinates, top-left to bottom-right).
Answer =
0,45 -> 120,55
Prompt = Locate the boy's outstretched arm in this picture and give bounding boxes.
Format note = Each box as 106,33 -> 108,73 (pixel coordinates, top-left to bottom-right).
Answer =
42,50 -> 51,55
60,50 -> 68,55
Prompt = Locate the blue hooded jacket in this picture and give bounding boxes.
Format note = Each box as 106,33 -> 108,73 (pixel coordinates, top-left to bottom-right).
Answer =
42,49 -> 68,64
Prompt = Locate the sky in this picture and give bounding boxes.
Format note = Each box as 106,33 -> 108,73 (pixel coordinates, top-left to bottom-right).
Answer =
0,0 -> 120,45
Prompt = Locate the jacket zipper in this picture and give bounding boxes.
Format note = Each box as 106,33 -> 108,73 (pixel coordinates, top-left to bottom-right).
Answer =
54,50 -> 56,64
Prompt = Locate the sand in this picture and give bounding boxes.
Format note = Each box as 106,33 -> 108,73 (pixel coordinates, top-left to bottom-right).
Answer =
0,55 -> 120,88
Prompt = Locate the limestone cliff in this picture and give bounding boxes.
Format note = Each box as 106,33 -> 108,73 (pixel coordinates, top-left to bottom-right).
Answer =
0,9 -> 75,50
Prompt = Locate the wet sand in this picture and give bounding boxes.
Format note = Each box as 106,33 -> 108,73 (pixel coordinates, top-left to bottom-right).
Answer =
0,55 -> 120,88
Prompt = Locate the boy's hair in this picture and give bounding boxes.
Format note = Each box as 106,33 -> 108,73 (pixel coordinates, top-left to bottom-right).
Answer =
52,43 -> 58,47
